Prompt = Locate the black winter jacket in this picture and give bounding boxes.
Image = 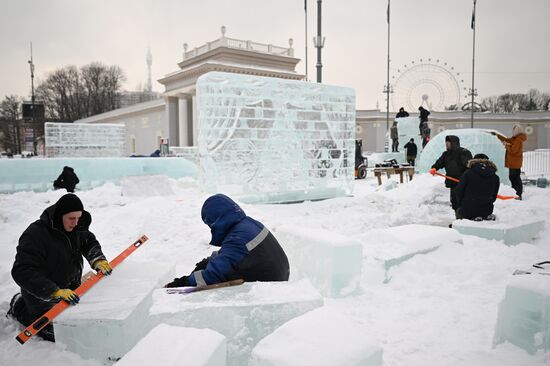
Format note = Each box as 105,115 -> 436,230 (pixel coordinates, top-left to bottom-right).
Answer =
432,135 -> 473,187
12,205 -> 106,302
404,141 -> 418,156
53,167 -> 80,193
455,159 -> 500,219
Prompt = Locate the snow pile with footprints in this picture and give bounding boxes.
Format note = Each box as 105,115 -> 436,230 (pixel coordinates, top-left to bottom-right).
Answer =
0,174 -> 549,365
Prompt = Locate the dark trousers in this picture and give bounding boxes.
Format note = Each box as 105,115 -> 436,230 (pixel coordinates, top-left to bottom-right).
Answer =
11,292 -> 56,342
509,168 -> 523,197
392,139 -> 399,152
450,186 -> 459,210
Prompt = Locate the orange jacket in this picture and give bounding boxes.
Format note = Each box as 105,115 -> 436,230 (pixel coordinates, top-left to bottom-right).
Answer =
497,133 -> 527,169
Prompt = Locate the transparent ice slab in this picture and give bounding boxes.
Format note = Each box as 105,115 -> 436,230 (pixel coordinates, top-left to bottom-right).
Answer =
452,218 -> 545,246
417,128 -> 509,184
45,122 -> 126,157
54,261 -> 176,362
196,72 -> 356,204
361,224 -> 463,282
250,306 -> 383,366
494,275 -> 550,354
117,324 -> 226,366
150,279 -> 323,366
0,157 -> 197,193
274,225 -> 362,297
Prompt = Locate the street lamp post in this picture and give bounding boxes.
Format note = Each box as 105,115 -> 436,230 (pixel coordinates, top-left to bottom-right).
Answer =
469,0 -> 478,128
313,0 -> 325,83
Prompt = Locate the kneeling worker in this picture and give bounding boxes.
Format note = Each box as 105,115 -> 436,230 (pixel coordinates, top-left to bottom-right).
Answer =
165,194 -> 290,288
455,153 -> 500,221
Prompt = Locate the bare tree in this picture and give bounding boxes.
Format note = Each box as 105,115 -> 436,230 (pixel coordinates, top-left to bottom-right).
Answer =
0,95 -> 22,153
36,62 -> 126,121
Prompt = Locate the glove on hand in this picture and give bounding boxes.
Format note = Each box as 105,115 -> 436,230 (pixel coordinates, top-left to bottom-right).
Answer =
164,276 -> 189,288
194,257 -> 210,272
52,289 -> 80,305
93,259 -> 112,275
429,168 -> 437,176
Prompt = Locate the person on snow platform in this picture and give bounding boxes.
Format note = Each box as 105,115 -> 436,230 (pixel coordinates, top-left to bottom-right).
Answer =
7,194 -> 112,342
418,106 -> 430,135
390,121 -> 399,152
165,194 -> 290,288
430,135 -> 473,218
395,107 -> 409,118
53,166 -> 80,193
455,153 -> 500,221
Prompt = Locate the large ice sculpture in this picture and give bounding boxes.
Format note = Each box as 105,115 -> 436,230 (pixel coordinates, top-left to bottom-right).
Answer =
385,116 -> 424,155
361,224 -> 462,282
117,324 -> 227,366
452,218 -> 545,245
45,122 -> 126,157
0,157 -> 198,193
494,275 -> 550,354
150,279 -> 324,366
417,128 -> 509,184
196,72 -> 356,204
250,307 -> 383,366
274,225 -> 362,297
54,261 -> 175,362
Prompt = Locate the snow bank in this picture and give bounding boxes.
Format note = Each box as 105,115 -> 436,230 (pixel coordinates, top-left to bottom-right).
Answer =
117,324 -> 226,366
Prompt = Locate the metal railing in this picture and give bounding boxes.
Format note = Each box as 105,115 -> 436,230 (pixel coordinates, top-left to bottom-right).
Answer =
522,149 -> 550,176
183,37 -> 294,60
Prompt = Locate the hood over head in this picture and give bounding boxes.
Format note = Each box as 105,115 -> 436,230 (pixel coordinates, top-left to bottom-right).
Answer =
201,194 -> 246,246
445,135 -> 461,150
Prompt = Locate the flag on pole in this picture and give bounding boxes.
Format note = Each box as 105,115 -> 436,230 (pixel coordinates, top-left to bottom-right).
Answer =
387,0 -> 390,24
471,0 -> 476,30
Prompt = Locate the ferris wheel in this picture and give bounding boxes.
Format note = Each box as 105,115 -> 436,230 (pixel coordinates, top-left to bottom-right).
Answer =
391,58 -> 465,112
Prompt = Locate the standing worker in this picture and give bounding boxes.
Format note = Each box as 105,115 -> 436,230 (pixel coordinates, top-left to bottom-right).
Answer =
390,121 -> 399,152
404,138 -> 418,166
491,124 -> 527,200
430,135 -> 473,218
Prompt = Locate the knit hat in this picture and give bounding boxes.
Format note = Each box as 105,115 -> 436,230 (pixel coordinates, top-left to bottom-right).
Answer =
53,194 -> 84,229
512,124 -> 524,136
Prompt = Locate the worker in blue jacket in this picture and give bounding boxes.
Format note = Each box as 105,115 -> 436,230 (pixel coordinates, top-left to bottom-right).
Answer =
164,194 -> 290,287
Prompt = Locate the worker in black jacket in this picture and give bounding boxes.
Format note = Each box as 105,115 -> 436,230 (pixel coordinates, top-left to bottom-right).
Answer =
8,194 -> 112,342
455,153 -> 500,220
53,166 -> 80,193
430,135 -> 473,217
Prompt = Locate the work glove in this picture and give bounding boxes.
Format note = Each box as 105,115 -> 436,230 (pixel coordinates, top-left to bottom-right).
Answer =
93,259 -> 113,275
490,131 -> 497,136
52,289 -> 80,305
194,257 -> 210,272
164,276 -> 189,288
429,168 -> 437,176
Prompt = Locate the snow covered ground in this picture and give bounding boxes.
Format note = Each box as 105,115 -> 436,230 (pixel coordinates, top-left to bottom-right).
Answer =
0,174 -> 549,365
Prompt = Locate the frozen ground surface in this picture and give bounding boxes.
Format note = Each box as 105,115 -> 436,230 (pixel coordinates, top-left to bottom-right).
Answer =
0,174 -> 549,365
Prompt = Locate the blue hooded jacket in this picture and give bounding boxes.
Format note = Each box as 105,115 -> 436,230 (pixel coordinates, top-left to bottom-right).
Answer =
187,194 -> 289,286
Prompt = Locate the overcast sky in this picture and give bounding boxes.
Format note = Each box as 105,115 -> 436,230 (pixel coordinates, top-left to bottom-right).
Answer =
1,0 -> 549,109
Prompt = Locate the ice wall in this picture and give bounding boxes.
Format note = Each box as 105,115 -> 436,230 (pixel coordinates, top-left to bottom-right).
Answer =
45,122 -> 126,157
0,157 -> 198,193
196,72 -> 356,204
417,128 -> 509,184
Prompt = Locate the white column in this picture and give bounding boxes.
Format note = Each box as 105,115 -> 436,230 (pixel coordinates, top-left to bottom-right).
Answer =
166,96 -> 179,147
178,97 -> 189,147
192,94 -> 198,146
